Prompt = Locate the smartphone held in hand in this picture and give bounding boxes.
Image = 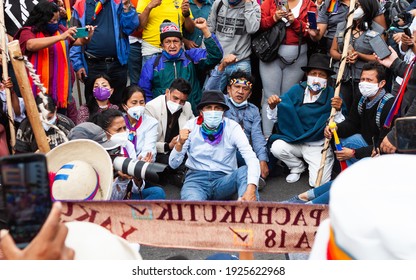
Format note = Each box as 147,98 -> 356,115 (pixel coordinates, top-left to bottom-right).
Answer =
0,154 -> 52,248
307,11 -> 317,30
369,35 -> 392,60
73,27 -> 89,39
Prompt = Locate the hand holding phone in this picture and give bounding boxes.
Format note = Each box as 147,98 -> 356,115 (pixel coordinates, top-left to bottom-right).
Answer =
404,27 -> 412,37
0,202 -> 75,260
0,154 -> 51,248
308,11 -> 317,30
73,27 -> 89,39
369,35 -> 392,60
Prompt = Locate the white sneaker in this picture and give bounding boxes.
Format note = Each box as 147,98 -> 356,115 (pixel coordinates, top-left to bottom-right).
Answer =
286,173 -> 301,183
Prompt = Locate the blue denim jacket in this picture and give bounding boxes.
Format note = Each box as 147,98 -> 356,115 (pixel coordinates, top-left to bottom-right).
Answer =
70,0 -> 139,72
205,67 -> 268,162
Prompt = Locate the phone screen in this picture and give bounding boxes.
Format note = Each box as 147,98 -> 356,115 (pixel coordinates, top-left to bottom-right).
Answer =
395,117 -> 416,153
0,154 -> 51,248
308,11 -> 317,29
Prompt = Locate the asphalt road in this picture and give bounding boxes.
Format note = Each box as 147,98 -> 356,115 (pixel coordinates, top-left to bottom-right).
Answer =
140,171 -> 311,260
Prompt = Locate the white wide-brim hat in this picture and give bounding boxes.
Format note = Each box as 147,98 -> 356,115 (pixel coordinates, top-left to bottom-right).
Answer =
65,221 -> 142,260
46,139 -> 113,200
310,154 -> 416,260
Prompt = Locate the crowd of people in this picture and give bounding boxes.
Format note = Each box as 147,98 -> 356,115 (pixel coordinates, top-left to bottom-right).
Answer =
1,0 -> 416,199
0,0 -> 416,259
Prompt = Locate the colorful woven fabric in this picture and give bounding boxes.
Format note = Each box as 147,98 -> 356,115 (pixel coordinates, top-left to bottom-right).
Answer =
29,30 -> 71,108
326,0 -> 338,13
200,121 -> 224,145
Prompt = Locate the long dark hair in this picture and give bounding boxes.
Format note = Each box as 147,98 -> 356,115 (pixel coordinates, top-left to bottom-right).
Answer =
357,0 -> 379,30
23,2 -> 59,33
120,85 -> 146,112
87,73 -> 113,115
89,108 -> 123,131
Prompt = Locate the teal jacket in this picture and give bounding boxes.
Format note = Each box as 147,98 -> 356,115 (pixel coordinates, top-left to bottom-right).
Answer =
139,35 -> 223,113
270,82 -> 346,144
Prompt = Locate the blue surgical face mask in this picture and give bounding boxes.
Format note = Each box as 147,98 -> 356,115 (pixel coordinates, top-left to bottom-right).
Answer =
42,114 -> 57,131
203,110 -> 224,128
229,97 -> 248,108
46,23 -> 59,34
162,48 -> 184,60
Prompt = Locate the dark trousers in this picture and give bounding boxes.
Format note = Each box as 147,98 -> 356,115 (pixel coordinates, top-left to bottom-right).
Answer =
128,41 -> 142,86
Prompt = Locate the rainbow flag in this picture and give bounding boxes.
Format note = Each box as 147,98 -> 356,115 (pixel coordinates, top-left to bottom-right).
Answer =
92,0 -> 107,20
64,0 -> 72,24
326,0 -> 338,13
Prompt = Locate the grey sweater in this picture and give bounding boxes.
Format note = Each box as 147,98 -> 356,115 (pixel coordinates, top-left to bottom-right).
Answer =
207,0 -> 260,61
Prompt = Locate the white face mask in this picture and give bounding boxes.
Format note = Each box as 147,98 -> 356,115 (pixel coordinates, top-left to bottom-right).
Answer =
203,110 -> 224,128
110,131 -> 129,147
353,7 -> 364,20
307,76 -> 327,92
127,105 -> 145,120
359,81 -> 380,98
42,114 -> 57,132
229,97 -> 248,108
166,100 -> 183,114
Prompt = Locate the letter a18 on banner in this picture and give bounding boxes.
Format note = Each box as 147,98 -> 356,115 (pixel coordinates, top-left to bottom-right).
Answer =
4,0 -> 48,36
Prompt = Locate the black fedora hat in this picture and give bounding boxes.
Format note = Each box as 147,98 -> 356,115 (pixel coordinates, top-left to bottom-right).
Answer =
301,53 -> 336,76
197,90 -> 230,111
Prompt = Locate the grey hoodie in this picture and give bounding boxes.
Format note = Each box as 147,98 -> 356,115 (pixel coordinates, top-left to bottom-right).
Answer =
207,0 -> 260,61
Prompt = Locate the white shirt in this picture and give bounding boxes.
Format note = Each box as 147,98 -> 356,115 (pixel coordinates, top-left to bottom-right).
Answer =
0,90 -> 26,123
169,117 -> 260,186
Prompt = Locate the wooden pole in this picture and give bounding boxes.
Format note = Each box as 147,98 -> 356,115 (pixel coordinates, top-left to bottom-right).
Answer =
0,0 -> 15,152
315,0 -> 356,187
75,75 -> 83,107
8,41 -> 51,153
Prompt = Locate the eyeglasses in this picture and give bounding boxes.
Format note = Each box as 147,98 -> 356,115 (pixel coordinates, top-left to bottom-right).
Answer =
163,39 -> 182,46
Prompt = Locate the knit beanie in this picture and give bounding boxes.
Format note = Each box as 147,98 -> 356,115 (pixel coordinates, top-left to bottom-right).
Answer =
160,20 -> 182,43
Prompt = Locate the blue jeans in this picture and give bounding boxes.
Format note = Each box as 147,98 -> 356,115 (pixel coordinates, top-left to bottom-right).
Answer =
340,134 -> 368,166
307,180 -> 332,204
181,166 -> 259,201
128,41 -> 142,85
131,186 -> 166,200
219,59 -> 251,92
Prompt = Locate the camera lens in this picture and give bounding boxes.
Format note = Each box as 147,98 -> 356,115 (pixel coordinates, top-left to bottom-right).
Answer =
113,157 -> 169,185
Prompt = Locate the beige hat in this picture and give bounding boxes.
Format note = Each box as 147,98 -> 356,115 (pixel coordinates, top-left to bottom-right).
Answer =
65,221 -> 142,260
46,139 -> 113,200
310,154 -> 416,260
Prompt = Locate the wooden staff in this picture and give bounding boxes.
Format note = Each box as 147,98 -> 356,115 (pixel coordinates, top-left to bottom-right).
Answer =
75,74 -> 83,107
8,41 -> 51,153
315,0 -> 356,187
0,0 -> 16,151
